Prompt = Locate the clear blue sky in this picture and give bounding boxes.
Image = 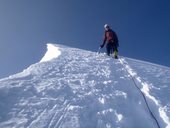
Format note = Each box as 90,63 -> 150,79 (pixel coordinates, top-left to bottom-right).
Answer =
0,0 -> 170,78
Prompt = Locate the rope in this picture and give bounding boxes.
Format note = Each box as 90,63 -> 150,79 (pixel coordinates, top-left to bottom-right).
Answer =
118,57 -> 161,128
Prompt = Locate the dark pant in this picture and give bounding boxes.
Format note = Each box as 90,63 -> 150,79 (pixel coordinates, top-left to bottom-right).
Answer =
106,42 -> 118,56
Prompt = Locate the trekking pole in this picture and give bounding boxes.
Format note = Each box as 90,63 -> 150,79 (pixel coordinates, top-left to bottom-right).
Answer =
97,47 -> 101,54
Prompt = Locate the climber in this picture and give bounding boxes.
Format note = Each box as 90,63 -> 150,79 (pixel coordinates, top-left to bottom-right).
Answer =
100,24 -> 119,59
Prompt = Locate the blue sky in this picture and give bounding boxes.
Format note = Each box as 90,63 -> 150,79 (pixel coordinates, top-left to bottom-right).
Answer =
0,0 -> 170,78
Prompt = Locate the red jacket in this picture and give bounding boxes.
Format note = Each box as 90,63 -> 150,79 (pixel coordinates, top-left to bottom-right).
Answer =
102,28 -> 119,46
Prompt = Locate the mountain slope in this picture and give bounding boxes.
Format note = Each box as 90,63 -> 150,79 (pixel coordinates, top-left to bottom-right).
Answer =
0,44 -> 169,128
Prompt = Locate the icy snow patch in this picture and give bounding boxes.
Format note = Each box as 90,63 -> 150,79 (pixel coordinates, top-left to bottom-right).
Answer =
40,44 -> 61,62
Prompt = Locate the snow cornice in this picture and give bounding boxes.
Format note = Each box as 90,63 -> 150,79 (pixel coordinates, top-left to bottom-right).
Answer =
40,44 -> 61,63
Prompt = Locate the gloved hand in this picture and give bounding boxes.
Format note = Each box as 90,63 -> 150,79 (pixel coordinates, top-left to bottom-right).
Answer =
100,44 -> 104,48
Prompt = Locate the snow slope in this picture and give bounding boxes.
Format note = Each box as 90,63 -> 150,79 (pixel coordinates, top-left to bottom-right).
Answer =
0,44 -> 170,128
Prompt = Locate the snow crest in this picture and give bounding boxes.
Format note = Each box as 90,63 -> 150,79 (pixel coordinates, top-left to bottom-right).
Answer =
0,44 -> 170,128
40,44 -> 61,62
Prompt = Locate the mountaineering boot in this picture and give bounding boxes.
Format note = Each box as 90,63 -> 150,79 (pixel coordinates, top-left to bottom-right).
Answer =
114,51 -> 118,59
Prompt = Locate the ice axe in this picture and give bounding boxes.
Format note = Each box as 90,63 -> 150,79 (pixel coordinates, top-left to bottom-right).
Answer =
97,47 -> 101,54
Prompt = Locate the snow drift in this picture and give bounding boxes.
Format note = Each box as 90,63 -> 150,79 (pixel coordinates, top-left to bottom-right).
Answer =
0,43 -> 170,128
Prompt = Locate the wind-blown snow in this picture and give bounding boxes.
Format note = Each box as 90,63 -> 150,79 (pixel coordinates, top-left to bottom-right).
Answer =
0,44 -> 170,128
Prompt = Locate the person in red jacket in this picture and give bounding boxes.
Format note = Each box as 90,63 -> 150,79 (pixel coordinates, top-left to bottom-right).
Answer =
100,24 -> 119,58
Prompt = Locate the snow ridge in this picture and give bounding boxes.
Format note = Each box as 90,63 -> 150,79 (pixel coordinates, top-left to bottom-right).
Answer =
0,44 -> 170,128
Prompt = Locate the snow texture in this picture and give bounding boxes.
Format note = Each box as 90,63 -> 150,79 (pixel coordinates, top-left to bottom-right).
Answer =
0,43 -> 170,128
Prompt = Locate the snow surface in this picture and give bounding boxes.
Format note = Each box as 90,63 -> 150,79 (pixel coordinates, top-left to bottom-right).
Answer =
0,44 -> 170,128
